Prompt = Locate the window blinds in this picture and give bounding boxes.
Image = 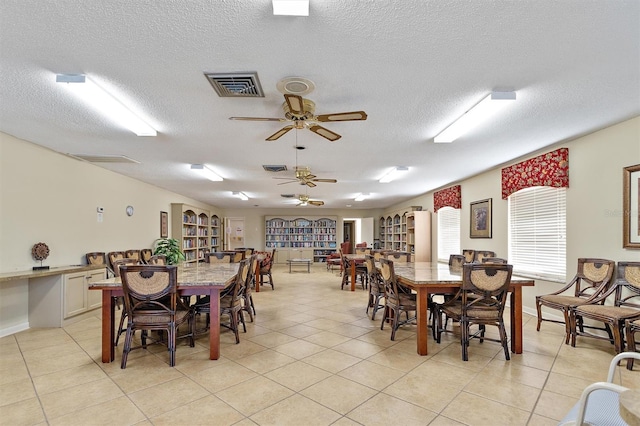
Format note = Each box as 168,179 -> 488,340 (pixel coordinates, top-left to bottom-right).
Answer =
438,207 -> 461,262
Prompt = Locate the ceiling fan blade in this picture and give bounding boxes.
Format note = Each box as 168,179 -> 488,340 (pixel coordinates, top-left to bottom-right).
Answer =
305,181 -> 317,188
311,178 -> 337,183
308,125 -> 341,141
309,200 -> 324,206
266,125 -> 294,141
305,174 -> 317,180
276,180 -> 296,185
315,111 -> 368,122
229,117 -> 286,122
284,94 -> 304,115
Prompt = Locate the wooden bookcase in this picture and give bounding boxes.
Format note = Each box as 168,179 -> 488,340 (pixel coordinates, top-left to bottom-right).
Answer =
210,214 -> 221,251
379,208 -> 431,261
265,216 -> 337,263
171,204 -> 211,263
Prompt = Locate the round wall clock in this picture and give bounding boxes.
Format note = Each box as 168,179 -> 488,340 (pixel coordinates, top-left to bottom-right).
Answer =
126,205 -> 134,216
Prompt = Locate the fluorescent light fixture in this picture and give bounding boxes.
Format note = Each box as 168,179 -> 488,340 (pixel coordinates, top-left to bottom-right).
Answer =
379,166 -> 409,183
55,74 -> 157,136
434,91 -> 516,143
190,164 -> 223,181
273,0 -> 309,16
354,193 -> 369,201
232,191 -> 249,201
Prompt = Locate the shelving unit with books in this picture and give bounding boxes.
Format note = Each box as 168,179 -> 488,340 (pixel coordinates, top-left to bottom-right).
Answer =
171,204 -> 211,263
265,216 -> 337,263
379,207 -> 431,260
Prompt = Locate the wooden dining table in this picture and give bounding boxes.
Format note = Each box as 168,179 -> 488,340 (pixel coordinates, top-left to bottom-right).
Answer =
392,262 -> 535,356
89,262 -> 239,363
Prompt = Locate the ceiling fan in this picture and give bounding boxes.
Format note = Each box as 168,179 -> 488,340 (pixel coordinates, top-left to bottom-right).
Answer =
229,94 -> 367,141
274,166 -> 337,188
296,194 -> 324,206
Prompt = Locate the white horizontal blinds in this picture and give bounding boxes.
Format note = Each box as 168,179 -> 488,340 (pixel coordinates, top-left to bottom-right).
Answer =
438,207 -> 461,262
508,186 -> 566,281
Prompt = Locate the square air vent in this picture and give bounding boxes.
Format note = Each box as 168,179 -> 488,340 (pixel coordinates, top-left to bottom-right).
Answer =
263,165 -> 288,172
204,72 -> 264,97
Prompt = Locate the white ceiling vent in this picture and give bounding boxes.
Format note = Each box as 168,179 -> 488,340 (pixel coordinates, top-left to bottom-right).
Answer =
68,154 -> 140,163
263,165 -> 288,172
204,72 -> 264,97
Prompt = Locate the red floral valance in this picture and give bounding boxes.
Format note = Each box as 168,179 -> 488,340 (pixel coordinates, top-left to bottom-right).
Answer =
501,148 -> 569,199
434,185 -> 461,212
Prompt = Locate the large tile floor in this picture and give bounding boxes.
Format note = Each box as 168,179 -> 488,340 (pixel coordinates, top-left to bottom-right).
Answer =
1,264 -> 638,425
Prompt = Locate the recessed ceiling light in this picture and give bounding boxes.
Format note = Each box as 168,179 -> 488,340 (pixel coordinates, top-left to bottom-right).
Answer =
379,166 -> 409,183
272,0 -> 309,16
190,164 -> 223,181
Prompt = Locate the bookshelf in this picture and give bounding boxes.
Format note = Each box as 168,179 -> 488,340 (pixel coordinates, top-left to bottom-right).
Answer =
265,216 -> 337,263
379,208 -> 431,261
210,214 -> 220,251
171,204 -> 211,263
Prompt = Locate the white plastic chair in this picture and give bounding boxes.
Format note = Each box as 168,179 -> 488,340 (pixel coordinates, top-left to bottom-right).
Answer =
559,351 -> 640,426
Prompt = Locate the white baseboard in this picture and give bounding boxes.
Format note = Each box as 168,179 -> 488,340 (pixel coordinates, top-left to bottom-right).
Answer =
0,322 -> 29,338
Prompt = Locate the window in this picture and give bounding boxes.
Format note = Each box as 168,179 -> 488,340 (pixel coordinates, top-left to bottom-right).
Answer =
437,207 -> 460,262
508,186 -> 566,281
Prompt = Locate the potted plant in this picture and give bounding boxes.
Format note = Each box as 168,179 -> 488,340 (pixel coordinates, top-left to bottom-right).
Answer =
153,238 -> 185,265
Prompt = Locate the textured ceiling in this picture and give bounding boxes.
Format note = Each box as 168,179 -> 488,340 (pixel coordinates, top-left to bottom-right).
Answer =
1,0 -> 638,209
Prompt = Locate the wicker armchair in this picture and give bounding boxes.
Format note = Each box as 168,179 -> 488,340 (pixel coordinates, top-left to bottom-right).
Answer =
107,251 -> 126,271
125,250 -> 140,262
462,249 -> 475,263
473,250 -> 496,262
625,319 -> 640,369
259,249 -> 275,290
340,250 -> 367,290
536,258 -> 615,343
209,252 -> 232,263
365,255 -> 384,320
384,251 -> 411,263
570,262 -> 640,355
119,265 -> 194,368
86,252 -> 106,266
379,258 -> 416,341
140,249 -> 153,263
435,263 -> 513,361
448,254 -> 466,269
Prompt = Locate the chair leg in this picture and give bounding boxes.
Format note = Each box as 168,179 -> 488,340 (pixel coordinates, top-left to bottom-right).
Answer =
390,307 -> 399,341
626,323 -> 637,370
115,309 -> 127,346
461,319 -> 469,361
499,320 -> 510,360
121,327 -> 133,369
371,295 -> 382,321
562,309 -> 571,344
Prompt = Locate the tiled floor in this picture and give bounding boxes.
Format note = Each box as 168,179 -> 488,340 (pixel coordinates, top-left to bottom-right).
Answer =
1,264 -> 638,425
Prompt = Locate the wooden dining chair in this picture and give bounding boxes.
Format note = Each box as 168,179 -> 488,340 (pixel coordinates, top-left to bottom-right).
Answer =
125,249 -> 141,262
209,252 -> 232,263
140,248 -> 153,264
379,258 -> 416,341
462,249 -> 475,263
474,250 -> 496,262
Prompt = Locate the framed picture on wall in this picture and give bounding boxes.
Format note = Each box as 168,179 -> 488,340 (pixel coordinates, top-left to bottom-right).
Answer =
470,198 -> 492,238
623,164 -> 640,249
160,211 -> 168,238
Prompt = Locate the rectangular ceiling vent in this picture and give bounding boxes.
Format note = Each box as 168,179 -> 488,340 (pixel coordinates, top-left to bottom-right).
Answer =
68,154 -> 140,164
204,72 -> 265,97
280,194 -> 296,198
263,165 -> 288,172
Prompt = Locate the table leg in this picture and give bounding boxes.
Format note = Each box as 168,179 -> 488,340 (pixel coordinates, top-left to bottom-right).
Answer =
101,290 -> 115,363
208,288 -> 221,360
510,287 -> 523,353
415,288 -> 429,355
350,261 -> 356,291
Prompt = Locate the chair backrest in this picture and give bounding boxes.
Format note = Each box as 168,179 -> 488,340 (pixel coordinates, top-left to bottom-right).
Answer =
147,255 -> 166,265
230,251 -> 244,263
226,258 -> 250,309
371,249 -> 385,261
355,247 -> 371,255
261,249 -> 275,270
236,248 -> 254,258
461,263 -> 513,314
340,241 -> 351,255
572,258 -> 616,298
462,249 -> 475,263
125,250 -> 140,261
86,252 -> 106,265
379,258 -> 403,303
112,258 -> 139,277
481,257 -> 508,264
120,265 -> 177,318
474,250 -> 496,262
246,254 -> 259,291
209,252 -> 232,263
355,242 -> 367,248
140,249 -> 153,263
449,254 -> 466,268
107,251 -> 126,269
607,261 -> 640,309
385,251 -> 411,263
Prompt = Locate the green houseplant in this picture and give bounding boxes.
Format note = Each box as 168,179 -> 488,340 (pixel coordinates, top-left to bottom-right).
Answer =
153,238 -> 185,265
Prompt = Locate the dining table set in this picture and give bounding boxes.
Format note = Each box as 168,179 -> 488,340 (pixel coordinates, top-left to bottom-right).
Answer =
342,254 -> 535,356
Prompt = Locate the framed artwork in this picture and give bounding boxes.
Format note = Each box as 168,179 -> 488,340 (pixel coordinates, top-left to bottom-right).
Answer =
623,164 -> 640,249
470,198 -> 492,238
160,211 -> 168,238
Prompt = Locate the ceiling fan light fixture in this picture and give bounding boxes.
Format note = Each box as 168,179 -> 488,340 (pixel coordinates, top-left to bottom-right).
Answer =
55,74 -> 157,136
434,91 -> 516,143
190,164 -> 223,181
232,191 -> 249,201
354,193 -> 369,201
272,0 -> 309,16
379,166 -> 409,183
